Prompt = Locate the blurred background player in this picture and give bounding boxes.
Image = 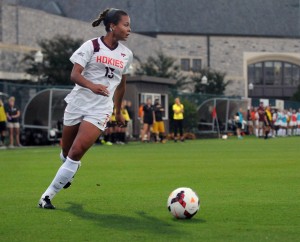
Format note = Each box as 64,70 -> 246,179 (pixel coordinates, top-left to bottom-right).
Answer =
257,102 -> 265,137
297,108 -> 300,135
6,96 -> 21,147
235,108 -> 244,139
172,97 -> 184,142
140,98 -> 154,142
153,99 -> 166,143
115,100 -> 130,144
0,99 -> 7,148
124,100 -> 133,139
263,106 -> 272,139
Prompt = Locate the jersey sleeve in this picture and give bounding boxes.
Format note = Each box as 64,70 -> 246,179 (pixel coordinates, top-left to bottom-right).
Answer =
122,49 -> 133,75
70,40 -> 94,68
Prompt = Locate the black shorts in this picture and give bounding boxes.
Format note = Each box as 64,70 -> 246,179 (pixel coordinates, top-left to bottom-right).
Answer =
143,117 -> 153,125
0,121 -> 6,132
236,122 -> 242,129
264,121 -> 273,129
106,121 -> 116,128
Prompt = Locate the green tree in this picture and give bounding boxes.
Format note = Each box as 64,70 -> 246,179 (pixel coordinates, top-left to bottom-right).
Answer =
135,51 -> 176,78
135,52 -> 191,90
25,35 -> 83,85
193,68 -> 230,95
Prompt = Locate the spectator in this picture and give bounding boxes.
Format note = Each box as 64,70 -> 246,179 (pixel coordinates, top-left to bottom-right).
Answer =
0,99 -> 7,148
280,109 -> 288,136
297,108 -> 300,135
272,108 -> 280,137
264,106 -> 272,139
140,98 -> 154,142
257,102 -> 265,138
235,108 -> 244,139
172,97 -> 184,142
116,100 -> 130,144
125,100 -> 133,139
290,109 -> 297,136
153,99 -> 166,143
247,107 -> 254,135
6,96 -> 21,148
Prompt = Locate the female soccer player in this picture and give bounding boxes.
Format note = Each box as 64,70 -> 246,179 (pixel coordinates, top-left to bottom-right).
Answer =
38,8 -> 133,209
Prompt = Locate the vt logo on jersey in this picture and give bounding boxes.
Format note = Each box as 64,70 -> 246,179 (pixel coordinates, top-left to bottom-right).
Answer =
96,55 -> 124,68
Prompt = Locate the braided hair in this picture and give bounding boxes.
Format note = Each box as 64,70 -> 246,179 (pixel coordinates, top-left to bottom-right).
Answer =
92,8 -> 128,32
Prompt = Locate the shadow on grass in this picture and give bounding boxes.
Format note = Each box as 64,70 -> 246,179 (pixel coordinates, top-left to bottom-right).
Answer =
64,202 -> 205,235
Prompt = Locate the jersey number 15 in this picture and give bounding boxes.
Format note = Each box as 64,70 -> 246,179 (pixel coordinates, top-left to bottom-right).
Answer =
105,67 -> 115,79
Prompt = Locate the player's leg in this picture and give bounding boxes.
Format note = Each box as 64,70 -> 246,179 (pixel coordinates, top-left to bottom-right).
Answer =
179,120 -> 184,141
159,122 -> 166,143
8,125 -> 14,147
67,120 -> 102,160
152,122 -> 159,142
173,120 -> 178,142
61,124 -> 80,159
39,121 -> 101,209
141,123 -> 148,142
60,124 -> 80,188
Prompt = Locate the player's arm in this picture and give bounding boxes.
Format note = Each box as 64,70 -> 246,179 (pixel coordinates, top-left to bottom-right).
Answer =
70,63 -> 109,96
114,74 -> 127,125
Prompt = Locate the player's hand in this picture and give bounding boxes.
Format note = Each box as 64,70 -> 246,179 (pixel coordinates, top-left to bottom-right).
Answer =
115,113 -> 126,127
90,83 -> 109,96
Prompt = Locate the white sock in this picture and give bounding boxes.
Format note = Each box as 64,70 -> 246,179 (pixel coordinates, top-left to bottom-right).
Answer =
60,150 -> 66,163
41,157 -> 81,200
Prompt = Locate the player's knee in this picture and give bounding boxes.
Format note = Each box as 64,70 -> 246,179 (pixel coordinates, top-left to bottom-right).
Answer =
68,143 -> 86,161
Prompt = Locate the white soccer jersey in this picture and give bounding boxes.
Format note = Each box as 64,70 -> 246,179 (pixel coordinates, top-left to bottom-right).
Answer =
65,36 -> 133,115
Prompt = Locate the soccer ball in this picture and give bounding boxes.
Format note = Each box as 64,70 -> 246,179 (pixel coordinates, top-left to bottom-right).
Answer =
222,134 -> 228,140
167,187 -> 200,219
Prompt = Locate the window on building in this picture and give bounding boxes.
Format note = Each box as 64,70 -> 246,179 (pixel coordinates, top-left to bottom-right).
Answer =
248,61 -> 300,86
274,61 -> 282,85
292,64 -> 300,86
140,93 -> 168,119
192,59 -> 202,72
180,59 -> 190,71
264,61 -> 274,85
284,63 -> 292,86
180,58 -> 202,72
254,63 -> 263,85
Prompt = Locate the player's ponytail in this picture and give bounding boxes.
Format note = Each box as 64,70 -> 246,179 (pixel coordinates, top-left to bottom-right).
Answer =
92,8 -> 110,27
92,8 -> 128,32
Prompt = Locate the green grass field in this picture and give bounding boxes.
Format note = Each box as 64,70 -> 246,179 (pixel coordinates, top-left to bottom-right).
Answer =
0,137 -> 299,242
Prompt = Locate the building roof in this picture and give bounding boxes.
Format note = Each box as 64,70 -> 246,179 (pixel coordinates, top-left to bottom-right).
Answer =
16,0 -> 300,37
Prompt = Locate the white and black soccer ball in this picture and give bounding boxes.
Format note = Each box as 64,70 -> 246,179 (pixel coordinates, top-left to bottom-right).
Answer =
167,187 -> 200,219
222,134 -> 228,140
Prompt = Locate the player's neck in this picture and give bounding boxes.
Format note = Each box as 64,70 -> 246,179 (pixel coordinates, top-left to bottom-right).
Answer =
102,35 -> 118,50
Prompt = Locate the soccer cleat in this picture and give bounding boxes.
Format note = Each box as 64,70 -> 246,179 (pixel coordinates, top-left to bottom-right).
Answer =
38,196 -> 55,209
